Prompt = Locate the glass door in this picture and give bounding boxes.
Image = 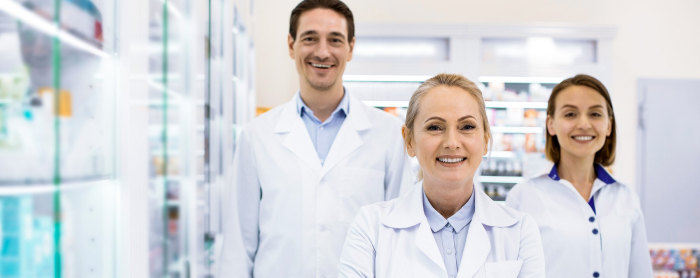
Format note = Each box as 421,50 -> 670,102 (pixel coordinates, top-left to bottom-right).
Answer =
0,0 -> 117,277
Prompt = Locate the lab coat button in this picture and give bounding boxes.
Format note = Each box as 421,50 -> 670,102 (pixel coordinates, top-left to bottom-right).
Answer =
592,228 -> 599,235
589,216 -> 595,222
320,126 -> 325,131
593,272 -> 600,277
446,248 -> 453,255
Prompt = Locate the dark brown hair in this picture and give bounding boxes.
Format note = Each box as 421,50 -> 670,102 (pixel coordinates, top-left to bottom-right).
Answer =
545,74 -> 617,166
289,0 -> 355,41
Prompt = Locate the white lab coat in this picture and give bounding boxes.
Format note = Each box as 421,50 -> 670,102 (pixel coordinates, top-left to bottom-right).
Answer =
338,182 -> 546,278
505,164 -> 654,278
219,92 -> 414,278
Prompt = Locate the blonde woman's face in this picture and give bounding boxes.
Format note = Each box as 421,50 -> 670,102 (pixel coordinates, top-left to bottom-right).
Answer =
547,85 -> 612,161
406,86 -> 488,186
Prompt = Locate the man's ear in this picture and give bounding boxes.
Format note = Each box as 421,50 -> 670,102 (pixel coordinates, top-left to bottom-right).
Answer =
402,125 -> 415,157
347,36 -> 355,61
288,34 -> 295,59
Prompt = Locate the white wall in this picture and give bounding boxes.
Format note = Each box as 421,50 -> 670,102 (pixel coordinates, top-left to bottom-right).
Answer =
253,0 -> 700,185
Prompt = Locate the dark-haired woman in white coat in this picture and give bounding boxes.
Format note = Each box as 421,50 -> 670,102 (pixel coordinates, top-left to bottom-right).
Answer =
506,74 -> 653,278
338,73 -> 545,278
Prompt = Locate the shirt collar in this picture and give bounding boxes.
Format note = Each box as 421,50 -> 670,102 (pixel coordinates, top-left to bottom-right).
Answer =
547,163 -> 617,185
295,88 -> 350,121
422,188 -> 476,233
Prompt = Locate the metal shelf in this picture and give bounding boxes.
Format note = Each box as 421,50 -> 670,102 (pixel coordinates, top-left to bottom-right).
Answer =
483,151 -> 516,158
485,101 -> 548,109
363,100 -> 548,110
490,126 -> 543,134
0,178 -> 111,196
479,176 -> 524,184
478,76 -> 565,84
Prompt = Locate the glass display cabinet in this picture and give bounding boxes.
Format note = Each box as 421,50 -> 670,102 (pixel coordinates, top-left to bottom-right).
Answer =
0,0 -> 117,277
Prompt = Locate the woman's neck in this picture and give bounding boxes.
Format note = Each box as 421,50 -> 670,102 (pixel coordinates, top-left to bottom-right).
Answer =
422,177 -> 473,219
558,153 -> 597,200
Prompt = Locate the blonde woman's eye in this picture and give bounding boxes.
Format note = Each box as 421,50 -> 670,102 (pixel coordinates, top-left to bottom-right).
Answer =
461,124 -> 476,130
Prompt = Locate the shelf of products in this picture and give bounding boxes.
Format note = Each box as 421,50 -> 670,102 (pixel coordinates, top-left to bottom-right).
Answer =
650,247 -> 700,278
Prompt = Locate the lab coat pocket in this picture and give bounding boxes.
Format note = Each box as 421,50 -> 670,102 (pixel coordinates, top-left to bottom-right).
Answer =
338,167 -> 385,223
484,260 -> 523,278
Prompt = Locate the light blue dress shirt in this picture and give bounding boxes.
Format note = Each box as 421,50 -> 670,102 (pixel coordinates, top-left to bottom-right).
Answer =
423,188 -> 476,278
295,90 -> 349,165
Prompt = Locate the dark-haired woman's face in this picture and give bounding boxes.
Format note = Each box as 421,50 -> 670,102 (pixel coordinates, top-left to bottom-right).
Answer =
547,85 -> 612,161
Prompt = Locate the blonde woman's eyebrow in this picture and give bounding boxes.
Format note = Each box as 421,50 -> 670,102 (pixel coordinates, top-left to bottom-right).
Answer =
424,116 -> 446,123
458,115 -> 476,122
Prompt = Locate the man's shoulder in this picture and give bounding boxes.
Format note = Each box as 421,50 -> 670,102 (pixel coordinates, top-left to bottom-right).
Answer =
242,102 -> 290,133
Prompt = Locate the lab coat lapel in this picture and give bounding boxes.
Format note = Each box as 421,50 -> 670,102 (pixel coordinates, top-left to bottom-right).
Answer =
457,215 -> 490,278
457,188 -> 518,278
320,95 -> 371,177
274,98 -> 322,174
416,217 -> 448,275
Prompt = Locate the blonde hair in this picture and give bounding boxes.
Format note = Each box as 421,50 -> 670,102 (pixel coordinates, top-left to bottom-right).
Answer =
403,73 -> 492,180
545,74 -> 616,166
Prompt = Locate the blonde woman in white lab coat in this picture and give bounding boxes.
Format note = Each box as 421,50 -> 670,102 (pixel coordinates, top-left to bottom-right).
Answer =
506,74 -> 654,278
338,73 -> 546,278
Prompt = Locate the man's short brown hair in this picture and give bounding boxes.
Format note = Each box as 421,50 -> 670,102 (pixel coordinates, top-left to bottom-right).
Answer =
289,0 -> 354,41
545,74 -> 617,166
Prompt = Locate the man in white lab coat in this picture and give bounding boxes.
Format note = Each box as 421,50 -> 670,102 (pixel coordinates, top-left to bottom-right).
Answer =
219,0 -> 414,277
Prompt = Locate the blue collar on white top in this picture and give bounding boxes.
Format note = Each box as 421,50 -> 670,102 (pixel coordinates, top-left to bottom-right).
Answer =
547,163 -> 616,185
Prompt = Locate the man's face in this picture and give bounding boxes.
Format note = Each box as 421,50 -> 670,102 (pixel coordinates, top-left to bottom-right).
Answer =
288,8 -> 354,91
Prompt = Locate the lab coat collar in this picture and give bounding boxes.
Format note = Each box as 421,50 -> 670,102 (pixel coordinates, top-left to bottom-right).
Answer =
544,163 -> 617,185
383,181 -> 517,277
273,90 -> 372,176
383,181 -> 518,229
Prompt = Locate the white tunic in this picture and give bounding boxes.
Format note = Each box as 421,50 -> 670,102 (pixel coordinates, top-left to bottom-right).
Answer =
506,164 -> 653,278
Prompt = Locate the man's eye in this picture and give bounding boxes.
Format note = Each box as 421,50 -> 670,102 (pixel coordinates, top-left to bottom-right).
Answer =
302,37 -> 314,42
427,125 -> 441,131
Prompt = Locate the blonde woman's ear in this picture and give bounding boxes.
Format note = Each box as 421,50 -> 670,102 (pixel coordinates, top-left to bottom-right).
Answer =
402,125 -> 416,157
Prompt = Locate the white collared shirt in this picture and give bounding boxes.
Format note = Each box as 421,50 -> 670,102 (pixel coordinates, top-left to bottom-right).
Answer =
506,164 -> 653,278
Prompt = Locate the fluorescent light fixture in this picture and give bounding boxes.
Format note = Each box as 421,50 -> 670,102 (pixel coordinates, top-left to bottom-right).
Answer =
343,75 -> 431,82
362,100 -> 408,108
0,179 -> 110,195
0,0 -> 109,58
490,126 -> 543,134
478,76 -> 565,84
479,176 -> 524,184
485,101 -> 548,109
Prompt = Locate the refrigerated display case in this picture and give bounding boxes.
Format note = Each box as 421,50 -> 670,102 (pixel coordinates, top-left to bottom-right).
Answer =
0,0 -> 117,277
0,0 -> 255,277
